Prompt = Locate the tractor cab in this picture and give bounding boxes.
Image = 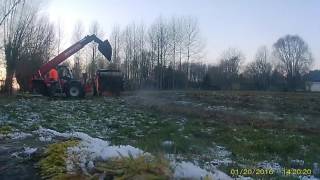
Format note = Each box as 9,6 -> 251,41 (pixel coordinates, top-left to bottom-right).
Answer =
57,65 -> 73,81
39,65 -> 83,97
54,65 -> 84,97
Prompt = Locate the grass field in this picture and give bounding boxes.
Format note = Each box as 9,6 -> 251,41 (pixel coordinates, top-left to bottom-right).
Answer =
0,91 -> 319,179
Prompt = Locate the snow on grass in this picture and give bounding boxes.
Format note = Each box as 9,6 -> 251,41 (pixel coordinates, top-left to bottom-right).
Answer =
175,100 -> 193,106
8,132 -> 32,140
162,140 -> 174,146
34,128 -> 232,179
23,147 -> 38,156
299,176 -> 320,180
0,131 -> 32,140
173,161 -> 232,180
203,144 -> 233,167
33,127 -> 68,141
68,132 -> 144,161
174,161 -> 211,179
207,105 -> 234,112
0,114 -> 9,122
10,147 -> 38,159
34,128 -> 145,173
291,159 -> 305,167
66,143 -> 144,173
257,161 -> 282,173
313,163 -> 320,176
213,145 -> 232,158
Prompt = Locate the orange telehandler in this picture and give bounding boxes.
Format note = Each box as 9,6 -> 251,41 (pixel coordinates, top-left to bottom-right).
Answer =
30,34 -> 123,97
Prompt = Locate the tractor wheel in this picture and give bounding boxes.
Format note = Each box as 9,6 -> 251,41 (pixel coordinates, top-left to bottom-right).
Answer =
66,84 -> 84,98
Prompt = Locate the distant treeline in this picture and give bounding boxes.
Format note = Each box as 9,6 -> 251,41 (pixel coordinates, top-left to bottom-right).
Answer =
0,0 -> 316,93
109,21 -> 315,91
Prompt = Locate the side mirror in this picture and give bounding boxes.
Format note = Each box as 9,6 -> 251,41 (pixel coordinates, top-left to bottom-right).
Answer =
98,39 -> 112,61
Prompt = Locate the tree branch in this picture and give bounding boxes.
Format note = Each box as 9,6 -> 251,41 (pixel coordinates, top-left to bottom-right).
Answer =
0,0 -> 23,26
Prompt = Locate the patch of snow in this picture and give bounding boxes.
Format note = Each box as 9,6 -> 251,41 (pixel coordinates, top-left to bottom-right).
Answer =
257,111 -> 279,119
291,159 -> 305,167
39,136 -> 52,142
11,152 -> 19,158
0,114 -> 9,122
173,161 -> 232,180
175,100 -> 193,106
299,175 -> 320,180
87,161 -> 94,170
174,161 -> 212,179
212,169 -> 233,180
257,161 -> 282,173
23,147 -> 37,156
7,132 -> 32,140
35,128 -> 232,179
313,163 -> 320,176
26,112 -> 40,122
35,128 -> 145,173
33,127 -> 69,141
207,105 -> 233,112
10,147 -> 38,159
162,140 -> 174,146
66,137 -> 144,172
236,176 -> 254,180
206,159 -> 233,167
205,144 -> 233,167
214,145 -> 232,158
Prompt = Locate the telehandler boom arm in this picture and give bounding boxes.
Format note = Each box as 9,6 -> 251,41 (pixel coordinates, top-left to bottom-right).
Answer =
36,34 -> 112,77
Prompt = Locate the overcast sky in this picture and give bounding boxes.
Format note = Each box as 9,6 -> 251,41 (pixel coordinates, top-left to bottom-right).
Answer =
45,0 -> 320,68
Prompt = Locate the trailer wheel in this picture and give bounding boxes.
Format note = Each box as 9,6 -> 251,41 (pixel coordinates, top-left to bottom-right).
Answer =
66,84 -> 83,98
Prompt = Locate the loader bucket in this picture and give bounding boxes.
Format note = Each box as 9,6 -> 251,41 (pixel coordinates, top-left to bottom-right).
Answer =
98,39 -> 112,61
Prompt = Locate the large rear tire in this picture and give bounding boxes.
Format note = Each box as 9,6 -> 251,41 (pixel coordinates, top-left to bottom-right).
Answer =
66,83 -> 84,98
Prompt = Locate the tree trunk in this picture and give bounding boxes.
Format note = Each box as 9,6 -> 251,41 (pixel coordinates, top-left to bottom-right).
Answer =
4,70 -> 14,95
172,43 -> 176,89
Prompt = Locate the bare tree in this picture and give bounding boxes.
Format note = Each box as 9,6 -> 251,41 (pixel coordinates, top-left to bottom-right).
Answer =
15,16 -> 55,91
218,48 -> 244,89
245,46 -> 272,90
110,24 -> 121,69
189,62 -> 206,84
120,23 -> 146,88
147,22 -> 158,87
184,17 -> 204,80
56,18 -> 63,55
176,18 -> 186,71
168,17 -> 180,88
0,0 -> 55,92
149,17 -> 170,89
0,0 -> 23,26
2,0 -> 38,94
87,21 -> 104,78
122,24 -> 131,81
71,21 -> 84,79
273,34 -> 313,90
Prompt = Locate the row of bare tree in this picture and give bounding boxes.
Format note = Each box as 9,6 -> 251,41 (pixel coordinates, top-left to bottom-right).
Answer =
107,19 -> 313,91
203,35 -> 313,91
0,0 -> 314,93
107,16 -> 205,90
